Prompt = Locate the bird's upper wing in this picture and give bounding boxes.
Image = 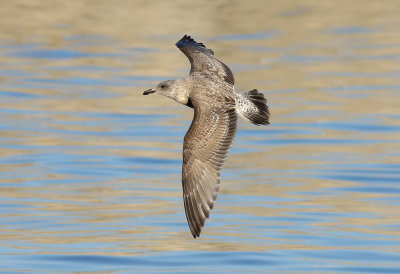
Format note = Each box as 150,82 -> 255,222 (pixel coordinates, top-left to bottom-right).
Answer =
182,93 -> 237,238
176,35 -> 235,86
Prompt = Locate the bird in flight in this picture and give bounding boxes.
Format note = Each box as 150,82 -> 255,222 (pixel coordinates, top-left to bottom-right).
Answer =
143,35 -> 270,238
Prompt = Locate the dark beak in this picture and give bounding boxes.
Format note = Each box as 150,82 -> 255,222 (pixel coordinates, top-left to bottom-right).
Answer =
143,89 -> 156,95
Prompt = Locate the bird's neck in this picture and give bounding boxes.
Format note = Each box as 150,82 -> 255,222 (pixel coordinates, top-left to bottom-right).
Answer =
168,78 -> 191,106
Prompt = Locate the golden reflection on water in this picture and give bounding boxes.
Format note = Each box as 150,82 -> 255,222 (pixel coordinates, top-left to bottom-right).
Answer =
0,1 -> 400,269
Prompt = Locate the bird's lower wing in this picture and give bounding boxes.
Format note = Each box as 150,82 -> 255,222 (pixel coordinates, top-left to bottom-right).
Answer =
182,105 -> 237,238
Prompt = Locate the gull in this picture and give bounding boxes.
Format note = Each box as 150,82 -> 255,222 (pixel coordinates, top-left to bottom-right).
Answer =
143,35 -> 270,238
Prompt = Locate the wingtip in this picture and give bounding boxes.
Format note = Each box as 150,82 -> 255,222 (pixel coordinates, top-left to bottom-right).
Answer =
177,34 -> 195,44
176,35 -> 214,55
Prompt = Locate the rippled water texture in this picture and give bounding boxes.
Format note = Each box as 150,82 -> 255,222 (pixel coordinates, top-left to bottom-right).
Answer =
1,1 -> 400,273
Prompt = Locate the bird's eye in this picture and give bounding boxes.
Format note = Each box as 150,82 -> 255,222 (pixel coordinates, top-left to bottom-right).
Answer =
160,84 -> 166,89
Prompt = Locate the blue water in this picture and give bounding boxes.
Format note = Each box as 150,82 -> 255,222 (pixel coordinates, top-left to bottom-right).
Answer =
1,1 -> 400,273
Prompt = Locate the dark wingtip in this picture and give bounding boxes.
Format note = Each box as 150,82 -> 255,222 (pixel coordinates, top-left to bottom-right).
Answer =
192,231 -> 200,238
176,34 -> 197,45
176,35 -> 214,55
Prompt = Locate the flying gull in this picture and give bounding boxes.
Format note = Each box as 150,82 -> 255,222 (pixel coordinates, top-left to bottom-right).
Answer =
143,35 -> 270,238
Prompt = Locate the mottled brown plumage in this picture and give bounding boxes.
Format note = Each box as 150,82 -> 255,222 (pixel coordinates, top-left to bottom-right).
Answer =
143,35 -> 269,238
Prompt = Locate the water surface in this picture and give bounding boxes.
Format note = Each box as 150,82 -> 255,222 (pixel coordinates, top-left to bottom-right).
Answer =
1,1 -> 400,273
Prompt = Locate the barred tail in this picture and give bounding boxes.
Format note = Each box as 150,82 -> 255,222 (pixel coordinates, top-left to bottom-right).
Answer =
236,89 -> 270,126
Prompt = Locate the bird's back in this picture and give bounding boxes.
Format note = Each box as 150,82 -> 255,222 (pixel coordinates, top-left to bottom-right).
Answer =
187,73 -> 235,108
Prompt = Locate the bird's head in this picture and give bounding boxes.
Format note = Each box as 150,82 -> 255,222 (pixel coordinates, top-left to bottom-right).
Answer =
143,79 -> 190,105
143,80 -> 176,96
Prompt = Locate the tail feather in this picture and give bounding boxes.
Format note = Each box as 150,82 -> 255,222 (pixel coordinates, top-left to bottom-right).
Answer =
236,89 -> 270,126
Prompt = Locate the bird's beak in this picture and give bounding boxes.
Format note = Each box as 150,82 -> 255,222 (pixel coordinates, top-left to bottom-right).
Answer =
143,89 -> 156,95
